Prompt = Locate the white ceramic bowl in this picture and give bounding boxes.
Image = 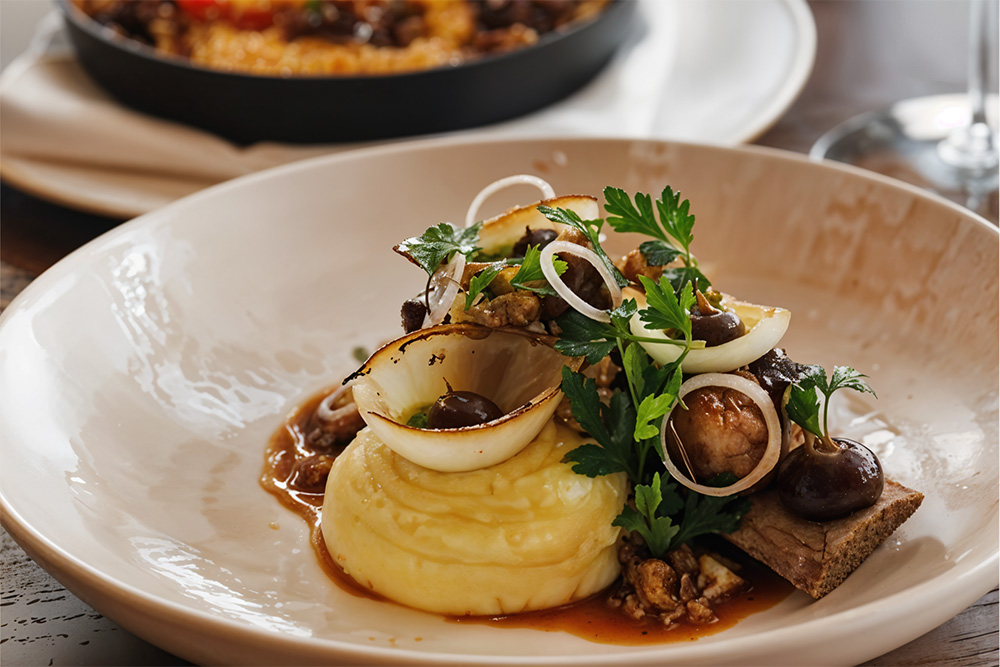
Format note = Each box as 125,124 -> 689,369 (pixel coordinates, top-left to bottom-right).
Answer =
1,137 -> 996,666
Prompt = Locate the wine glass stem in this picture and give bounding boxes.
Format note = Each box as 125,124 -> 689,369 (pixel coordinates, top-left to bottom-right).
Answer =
968,0 -> 989,125
938,0 -> 998,171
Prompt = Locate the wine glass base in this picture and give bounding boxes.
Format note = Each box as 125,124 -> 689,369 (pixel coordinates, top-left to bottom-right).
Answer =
811,94 -> 999,222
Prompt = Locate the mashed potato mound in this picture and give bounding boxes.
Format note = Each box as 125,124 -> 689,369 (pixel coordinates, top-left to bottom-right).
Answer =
322,420 -> 627,616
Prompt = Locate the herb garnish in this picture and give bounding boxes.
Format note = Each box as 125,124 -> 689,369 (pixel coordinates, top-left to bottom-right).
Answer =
391,187 -> 757,557
612,473 -> 681,556
462,246 -> 568,309
536,205 -> 629,288
509,245 -> 568,296
611,472 -> 750,559
786,366 -> 877,447
463,260 -> 506,309
406,411 -> 429,428
603,186 -> 710,293
395,222 -> 483,277
549,188 -> 749,557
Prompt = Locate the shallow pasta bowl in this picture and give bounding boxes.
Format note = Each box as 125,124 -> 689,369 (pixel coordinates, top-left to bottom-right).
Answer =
0,136 -> 996,666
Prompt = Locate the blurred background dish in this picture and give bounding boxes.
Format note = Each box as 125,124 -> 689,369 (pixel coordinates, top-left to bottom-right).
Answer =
72,0 -> 613,77
0,0 -> 816,218
60,0 -> 635,144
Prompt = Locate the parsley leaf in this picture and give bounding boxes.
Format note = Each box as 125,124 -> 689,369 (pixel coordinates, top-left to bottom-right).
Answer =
561,443 -> 624,477
621,341 -> 650,398
603,187 -> 661,238
828,366 -> 878,398
639,240 -> 682,267
462,245 -> 570,308
634,392 -> 677,441
655,185 -> 696,251
659,266 -> 712,294
786,365 -> 877,443
612,473 -> 682,557
615,473 -> 749,557
561,367 -> 638,481
510,245 -> 567,296
406,411 -> 429,428
784,368 -> 824,439
553,309 -> 622,365
637,276 -> 695,339
604,186 -> 710,294
555,339 -> 618,366
554,294 -> 691,365
395,222 -> 482,277
536,205 -> 629,287
464,260 -> 506,310
670,480 -> 751,548
608,298 -> 639,332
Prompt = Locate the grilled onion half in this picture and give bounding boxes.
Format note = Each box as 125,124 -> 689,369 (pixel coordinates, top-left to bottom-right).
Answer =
349,324 -> 583,472
475,194 -> 600,251
629,290 -> 791,374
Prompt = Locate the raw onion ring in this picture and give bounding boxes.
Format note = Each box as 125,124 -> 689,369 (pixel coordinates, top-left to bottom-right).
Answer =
317,383 -> 356,423
540,241 -> 623,324
423,252 -> 465,328
660,373 -> 782,497
465,175 -> 556,227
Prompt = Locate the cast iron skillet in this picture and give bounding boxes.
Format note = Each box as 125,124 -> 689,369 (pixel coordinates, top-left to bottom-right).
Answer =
58,0 -> 636,145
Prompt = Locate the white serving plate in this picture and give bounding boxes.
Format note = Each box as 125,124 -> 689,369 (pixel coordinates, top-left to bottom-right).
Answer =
1,137 -> 996,666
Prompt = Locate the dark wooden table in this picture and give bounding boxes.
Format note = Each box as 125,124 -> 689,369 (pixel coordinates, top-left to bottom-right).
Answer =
2,1 -> 997,665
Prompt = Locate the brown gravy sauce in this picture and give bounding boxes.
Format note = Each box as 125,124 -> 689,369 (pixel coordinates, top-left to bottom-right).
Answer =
261,388 -> 795,646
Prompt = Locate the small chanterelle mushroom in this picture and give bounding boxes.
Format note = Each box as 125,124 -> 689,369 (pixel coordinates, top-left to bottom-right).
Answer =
348,323 -> 583,472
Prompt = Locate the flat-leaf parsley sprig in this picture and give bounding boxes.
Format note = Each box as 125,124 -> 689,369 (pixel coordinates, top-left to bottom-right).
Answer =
536,205 -> 629,288
550,186 -> 749,557
603,185 -> 710,294
395,222 -> 482,278
785,365 -> 877,448
463,245 -> 570,309
612,473 -> 749,558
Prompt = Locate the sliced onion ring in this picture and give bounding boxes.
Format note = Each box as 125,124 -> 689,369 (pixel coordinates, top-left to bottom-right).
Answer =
465,175 -> 556,227
317,383 -> 355,423
423,252 -> 465,328
540,241 -> 623,323
661,373 -> 782,497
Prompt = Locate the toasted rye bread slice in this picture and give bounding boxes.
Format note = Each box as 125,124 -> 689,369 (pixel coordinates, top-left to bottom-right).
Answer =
723,479 -> 924,598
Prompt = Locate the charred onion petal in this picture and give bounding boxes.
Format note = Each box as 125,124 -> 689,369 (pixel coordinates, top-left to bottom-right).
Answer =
476,195 -> 601,252
350,324 -> 583,472
632,293 -> 790,373
661,373 -> 782,497
540,241 -> 623,324
465,175 -> 556,227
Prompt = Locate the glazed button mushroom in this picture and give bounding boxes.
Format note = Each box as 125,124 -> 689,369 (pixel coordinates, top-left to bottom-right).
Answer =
427,390 -> 504,429
779,365 -> 884,521
776,436 -> 884,521
689,290 -> 746,347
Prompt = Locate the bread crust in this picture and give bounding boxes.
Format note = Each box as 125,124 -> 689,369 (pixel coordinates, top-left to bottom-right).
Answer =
723,479 -> 923,598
